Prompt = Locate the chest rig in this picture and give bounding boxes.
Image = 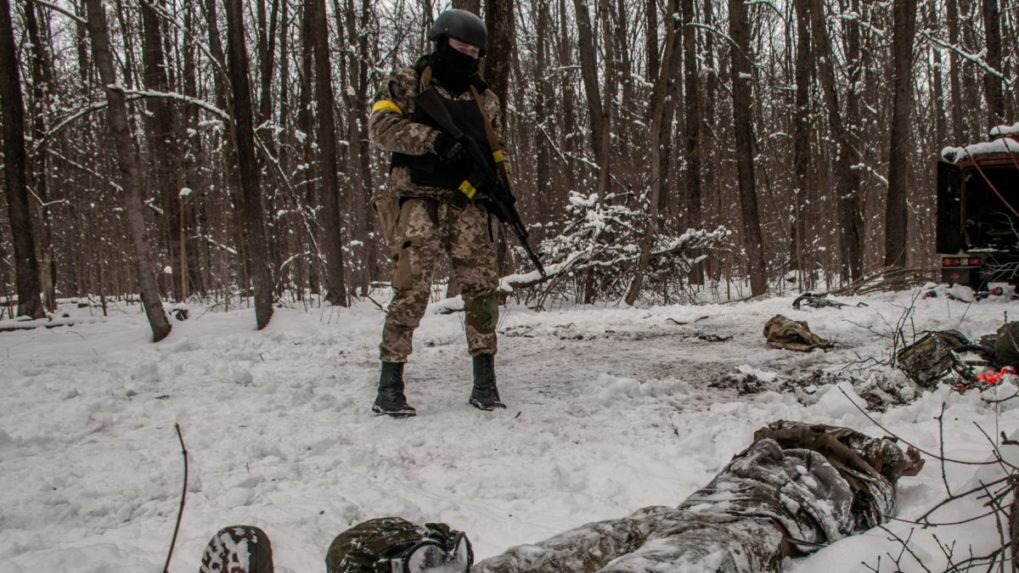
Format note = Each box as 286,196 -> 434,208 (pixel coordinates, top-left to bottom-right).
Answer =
390,66 -> 496,193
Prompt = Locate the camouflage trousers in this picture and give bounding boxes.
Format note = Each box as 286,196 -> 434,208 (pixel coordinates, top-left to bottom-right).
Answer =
380,198 -> 499,363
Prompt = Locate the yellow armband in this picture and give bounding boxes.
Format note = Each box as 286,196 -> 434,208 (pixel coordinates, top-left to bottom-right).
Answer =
371,100 -> 403,116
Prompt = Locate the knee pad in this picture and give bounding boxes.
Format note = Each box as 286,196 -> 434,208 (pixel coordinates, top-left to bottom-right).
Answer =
465,294 -> 498,334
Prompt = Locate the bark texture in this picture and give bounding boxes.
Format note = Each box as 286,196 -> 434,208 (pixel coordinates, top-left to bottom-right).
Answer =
883,0 -> 918,272
83,0 -> 172,340
224,0 -> 276,327
310,0 -> 348,306
0,0 -> 45,319
728,0 -> 767,296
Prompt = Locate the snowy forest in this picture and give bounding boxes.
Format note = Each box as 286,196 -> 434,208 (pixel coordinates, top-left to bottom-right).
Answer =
3,1 -> 1019,572
1,0 -> 1016,326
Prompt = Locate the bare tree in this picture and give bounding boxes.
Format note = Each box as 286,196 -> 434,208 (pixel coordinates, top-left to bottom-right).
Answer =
809,0 -> 863,281
309,0 -> 348,306
574,0 -> 610,202
83,0 -> 172,340
883,0 -> 918,273
0,0 -> 45,318
22,2 -> 56,312
981,0 -> 1005,127
681,0 -> 703,284
624,0 -> 680,305
728,0 -> 767,296
141,0 -> 186,302
791,0 -> 812,278
947,0 -> 965,142
223,0 -> 276,326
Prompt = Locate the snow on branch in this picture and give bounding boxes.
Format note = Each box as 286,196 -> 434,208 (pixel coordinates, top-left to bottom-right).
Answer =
28,0 -> 86,24
122,89 -> 230,121
921,32 -> 1006,81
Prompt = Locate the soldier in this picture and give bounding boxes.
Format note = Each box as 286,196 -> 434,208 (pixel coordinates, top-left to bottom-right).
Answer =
197,518 -> 472,573
368,10 -> 508,417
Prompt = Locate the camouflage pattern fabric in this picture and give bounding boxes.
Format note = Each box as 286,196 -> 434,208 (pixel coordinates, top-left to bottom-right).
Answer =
369,66 -> 505,206
325,517 -> 454,573
896,330 -> 978,386
763,314 -> 832,352
380,198 -> 498,362
199,525 -> 274,573
370,61 -> 504,363
995,321 -> 1019,366
473,421 -> 921,573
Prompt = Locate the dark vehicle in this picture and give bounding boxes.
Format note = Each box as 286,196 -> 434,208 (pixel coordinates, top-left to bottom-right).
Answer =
936,126 -> 1019,292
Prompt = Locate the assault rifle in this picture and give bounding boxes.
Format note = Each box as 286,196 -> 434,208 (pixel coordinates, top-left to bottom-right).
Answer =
415,87 -> 547,278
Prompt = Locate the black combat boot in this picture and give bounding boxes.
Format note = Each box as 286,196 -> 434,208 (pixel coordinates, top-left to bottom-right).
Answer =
372,362 -> 416,417
469,354 -> 506,411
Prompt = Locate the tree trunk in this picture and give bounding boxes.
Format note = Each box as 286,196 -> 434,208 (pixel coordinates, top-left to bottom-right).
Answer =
947,0 -> 964,143
310,0 -> 348,306
682,0 -> 703,284
624,0 -> 679,306
224,0 -> 276,327
83,0 -> 171,340
141,1 -> 186,302
180,0 -> 205,297
645,0 -> 659,84
981,0 -> 1004,127
728,0 -> 767,296
298,0 -> 320,296
926,1 -> 947,147
484,0 -> 516,279
883,0 -> 918,273
809,0 -> 863,282
484,0 -> 514,109
0,0 -> 45,319
451,0 -> 480,14
23,2 -> 57,312
351,0 -> 375,294
534,2 -> 553,221
791,0 -> 812,279
574,0 -> 610,202
702,0 -> 720,282
257,0 -> 280,127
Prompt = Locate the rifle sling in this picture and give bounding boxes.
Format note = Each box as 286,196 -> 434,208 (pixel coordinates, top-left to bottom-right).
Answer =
468,85 -> 510,184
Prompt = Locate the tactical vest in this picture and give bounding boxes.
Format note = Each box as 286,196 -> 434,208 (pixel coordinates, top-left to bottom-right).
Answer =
390,69 -> 495,193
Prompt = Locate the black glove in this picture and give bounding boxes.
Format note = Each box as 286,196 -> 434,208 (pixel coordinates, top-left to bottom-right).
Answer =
433,132 -> 470,165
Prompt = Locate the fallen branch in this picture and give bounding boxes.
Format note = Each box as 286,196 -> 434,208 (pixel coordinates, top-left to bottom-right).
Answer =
163,424 -> 189,573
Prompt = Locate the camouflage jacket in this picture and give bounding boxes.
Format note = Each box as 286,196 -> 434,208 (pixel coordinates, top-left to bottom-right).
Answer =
369,61 -> 505,204
325,517 -> 455,573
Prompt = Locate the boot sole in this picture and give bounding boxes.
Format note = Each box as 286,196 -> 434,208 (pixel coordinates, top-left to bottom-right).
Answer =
469,398 -> 507,411
371,405 -> 417,418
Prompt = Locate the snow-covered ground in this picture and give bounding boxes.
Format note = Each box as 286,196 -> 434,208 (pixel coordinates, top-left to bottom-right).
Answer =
1,288 -> 1016,572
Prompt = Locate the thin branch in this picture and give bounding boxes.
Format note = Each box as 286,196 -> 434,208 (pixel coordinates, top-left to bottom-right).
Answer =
28,0 -> 86,24
163,424 -> 189,573
836,386 -> 999,466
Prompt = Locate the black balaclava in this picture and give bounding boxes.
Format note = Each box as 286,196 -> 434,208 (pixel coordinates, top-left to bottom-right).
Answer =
429,38 -> 479,94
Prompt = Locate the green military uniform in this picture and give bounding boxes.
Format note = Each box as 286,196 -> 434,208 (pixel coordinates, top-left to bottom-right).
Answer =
325,517 -> 460,573
369,9 -> 508,416
370,65 -> 503,364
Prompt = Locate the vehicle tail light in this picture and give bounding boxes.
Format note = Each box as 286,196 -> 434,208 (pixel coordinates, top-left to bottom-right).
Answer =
943,257 -> 960,266
968,257 -> 981,265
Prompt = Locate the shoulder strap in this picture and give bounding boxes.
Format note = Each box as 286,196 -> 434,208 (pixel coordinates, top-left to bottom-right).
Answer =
468,86 -> 506,166
419,65 -> 433,93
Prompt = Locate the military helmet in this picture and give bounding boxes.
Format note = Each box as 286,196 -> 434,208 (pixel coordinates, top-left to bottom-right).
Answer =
428,9 -> 488,53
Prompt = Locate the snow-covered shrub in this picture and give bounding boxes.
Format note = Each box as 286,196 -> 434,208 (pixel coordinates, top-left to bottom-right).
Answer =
526,191 -> 731,304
